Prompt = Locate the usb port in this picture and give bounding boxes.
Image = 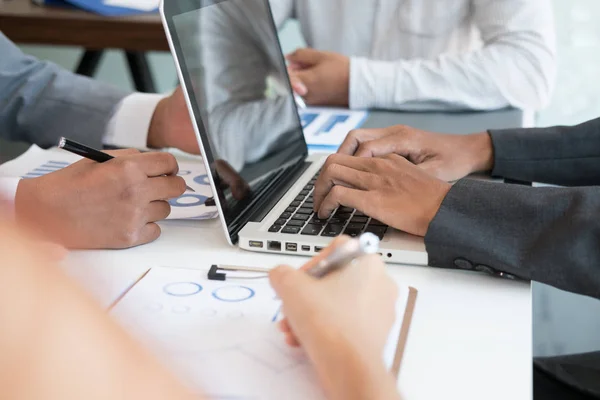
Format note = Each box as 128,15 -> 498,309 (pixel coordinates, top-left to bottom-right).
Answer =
249,241 -> 263,248
268,241 -> 282,251
301,245 -> 310,252
286,243 -> 298,252
315,246 -> 324,252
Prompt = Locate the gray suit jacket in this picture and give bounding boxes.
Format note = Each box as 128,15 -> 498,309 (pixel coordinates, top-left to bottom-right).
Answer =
0,32 -> 128,149
425,117 -> 600,398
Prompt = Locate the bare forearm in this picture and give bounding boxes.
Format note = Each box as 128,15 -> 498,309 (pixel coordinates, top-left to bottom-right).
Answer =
307,332 -> 401,400
0,222 -> 199,400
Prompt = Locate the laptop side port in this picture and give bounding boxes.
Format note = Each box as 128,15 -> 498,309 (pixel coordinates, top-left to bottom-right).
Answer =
301,245 -> 310,252
267,241 -> 282,251
249,241 -> 264,249
315,246 -> 324,252
286,243 -> 298,252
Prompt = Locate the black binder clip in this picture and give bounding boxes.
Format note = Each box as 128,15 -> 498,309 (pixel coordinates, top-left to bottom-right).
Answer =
207,264 -> 270,281
208,265 -> 227,281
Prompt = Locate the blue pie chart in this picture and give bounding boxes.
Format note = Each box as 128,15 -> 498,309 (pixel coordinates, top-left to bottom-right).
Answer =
212,286 -> 255,302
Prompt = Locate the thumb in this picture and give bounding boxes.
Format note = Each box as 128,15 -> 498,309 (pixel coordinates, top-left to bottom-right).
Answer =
286,48 -> 322,67
37,241 -> 69,262
269,265 -> 314,304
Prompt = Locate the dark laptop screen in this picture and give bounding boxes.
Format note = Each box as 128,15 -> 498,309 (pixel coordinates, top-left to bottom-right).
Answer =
164,0 -> 307,241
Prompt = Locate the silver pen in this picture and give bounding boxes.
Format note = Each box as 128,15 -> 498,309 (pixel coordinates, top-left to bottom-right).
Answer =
294,93 -> 307,110
208,233 -> 380,282
307,233 -> 380,278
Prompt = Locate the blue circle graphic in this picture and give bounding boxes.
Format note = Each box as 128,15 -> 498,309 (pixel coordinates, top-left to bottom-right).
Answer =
163,282 -> 203,296
212,286 -> 255,302
169,194 -> 208,207
194,174 -> 211,186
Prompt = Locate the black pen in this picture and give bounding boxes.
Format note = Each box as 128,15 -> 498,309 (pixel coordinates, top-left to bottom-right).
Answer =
58,137 -> 195,192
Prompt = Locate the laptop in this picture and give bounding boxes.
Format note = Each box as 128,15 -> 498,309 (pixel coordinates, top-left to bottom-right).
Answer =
161,0 -> 428,265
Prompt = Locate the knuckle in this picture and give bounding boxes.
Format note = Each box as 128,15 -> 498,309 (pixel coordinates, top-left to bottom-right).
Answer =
323,154 -> 339,171
365,157 -> 380,170
326,162 -> 342,176
156,152 -> 179,173
394,124 -> 408,133
329,185 -> 344,199
117,226 -> 140,248
174,176 -> 187,195
270,266 -> 294,288
120,184 -> 138,203
118,158 -> 144,181
347,128 -> 359,138
146,223 -> 162,243
361,142 -> 376,153
163,202 -> 172,218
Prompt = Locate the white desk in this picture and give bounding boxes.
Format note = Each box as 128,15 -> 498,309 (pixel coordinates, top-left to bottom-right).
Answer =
7,108 -> 532,399
63,216 -> 532,400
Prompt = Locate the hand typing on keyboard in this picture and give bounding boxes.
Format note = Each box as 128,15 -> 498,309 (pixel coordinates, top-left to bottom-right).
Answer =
268,171 -> 389,239
312,153 -> 451,237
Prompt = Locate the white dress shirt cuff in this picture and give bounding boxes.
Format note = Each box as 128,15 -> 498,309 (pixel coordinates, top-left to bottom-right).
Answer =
104,93 -> 166,149
0,177 -> 22,217
349,57 -> 416,110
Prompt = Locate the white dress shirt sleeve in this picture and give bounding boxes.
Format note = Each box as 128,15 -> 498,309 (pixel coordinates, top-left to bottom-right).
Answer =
103,92 -> 165,149
349,0 -> 556,111
1,92 -> 165,211
0,177 -> 23,216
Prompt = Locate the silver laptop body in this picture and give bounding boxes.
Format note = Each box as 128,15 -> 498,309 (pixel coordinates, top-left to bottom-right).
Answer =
160,0 -> 427,265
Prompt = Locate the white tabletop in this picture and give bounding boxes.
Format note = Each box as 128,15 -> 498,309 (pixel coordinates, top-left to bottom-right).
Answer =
63,216 -> 532,400
11,107 -> 531,399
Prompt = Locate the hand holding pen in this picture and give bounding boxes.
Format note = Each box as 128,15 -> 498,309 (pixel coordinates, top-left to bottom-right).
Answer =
14,139 -> 189,249
268,235 -> 399,399
58,138 -> 195,192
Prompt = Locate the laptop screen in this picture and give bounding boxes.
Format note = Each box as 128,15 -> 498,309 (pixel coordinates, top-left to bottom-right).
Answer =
163,0 -> 308,242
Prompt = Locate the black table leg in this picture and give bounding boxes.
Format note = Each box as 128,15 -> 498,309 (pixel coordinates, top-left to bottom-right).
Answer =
125,51 -> 156,93
75,50 -> 104,76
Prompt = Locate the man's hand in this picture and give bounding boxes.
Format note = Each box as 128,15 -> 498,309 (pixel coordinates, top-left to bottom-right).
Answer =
147,86 -> 200,154
15,150 -> 186,249
313,154 -> 451,237
286,48 -> 350,107
270,237 -> 400,400
339,125 -> 495,182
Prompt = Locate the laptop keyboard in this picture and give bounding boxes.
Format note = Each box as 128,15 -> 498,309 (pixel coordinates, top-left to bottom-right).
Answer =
268,171 -> 388,240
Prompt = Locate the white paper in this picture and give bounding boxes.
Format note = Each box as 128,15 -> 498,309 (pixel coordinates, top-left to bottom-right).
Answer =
300,107 -> 370,152
0,146 -> 217,221
111,266 -> 411,399
103,0 -> 159,12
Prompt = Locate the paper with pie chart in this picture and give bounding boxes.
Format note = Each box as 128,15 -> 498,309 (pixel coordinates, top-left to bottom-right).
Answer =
110,266 -> 416,400
0,145 -> 217,221
167,160 -> 218,220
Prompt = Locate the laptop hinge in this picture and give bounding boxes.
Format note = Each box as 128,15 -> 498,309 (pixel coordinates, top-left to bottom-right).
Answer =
229,160 -> 311,243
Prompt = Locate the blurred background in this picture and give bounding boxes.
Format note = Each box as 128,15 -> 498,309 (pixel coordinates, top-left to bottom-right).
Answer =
14,0 -> 600,357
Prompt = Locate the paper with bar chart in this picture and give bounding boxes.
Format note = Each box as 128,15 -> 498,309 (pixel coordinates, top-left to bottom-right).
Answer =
299,107 -> 369,153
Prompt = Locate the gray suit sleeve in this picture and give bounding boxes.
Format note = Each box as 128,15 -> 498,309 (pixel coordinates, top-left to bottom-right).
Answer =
425,178 -> 600,300
489,117 -> 600,186
0,32 -> 129,148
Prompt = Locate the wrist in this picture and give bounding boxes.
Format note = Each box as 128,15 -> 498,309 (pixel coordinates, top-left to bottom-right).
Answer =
419,181 -> 451,237
304,323 -> 398,400
147,97 -> 168,149
468,132 -> 494,173
14,178 -> 40,227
